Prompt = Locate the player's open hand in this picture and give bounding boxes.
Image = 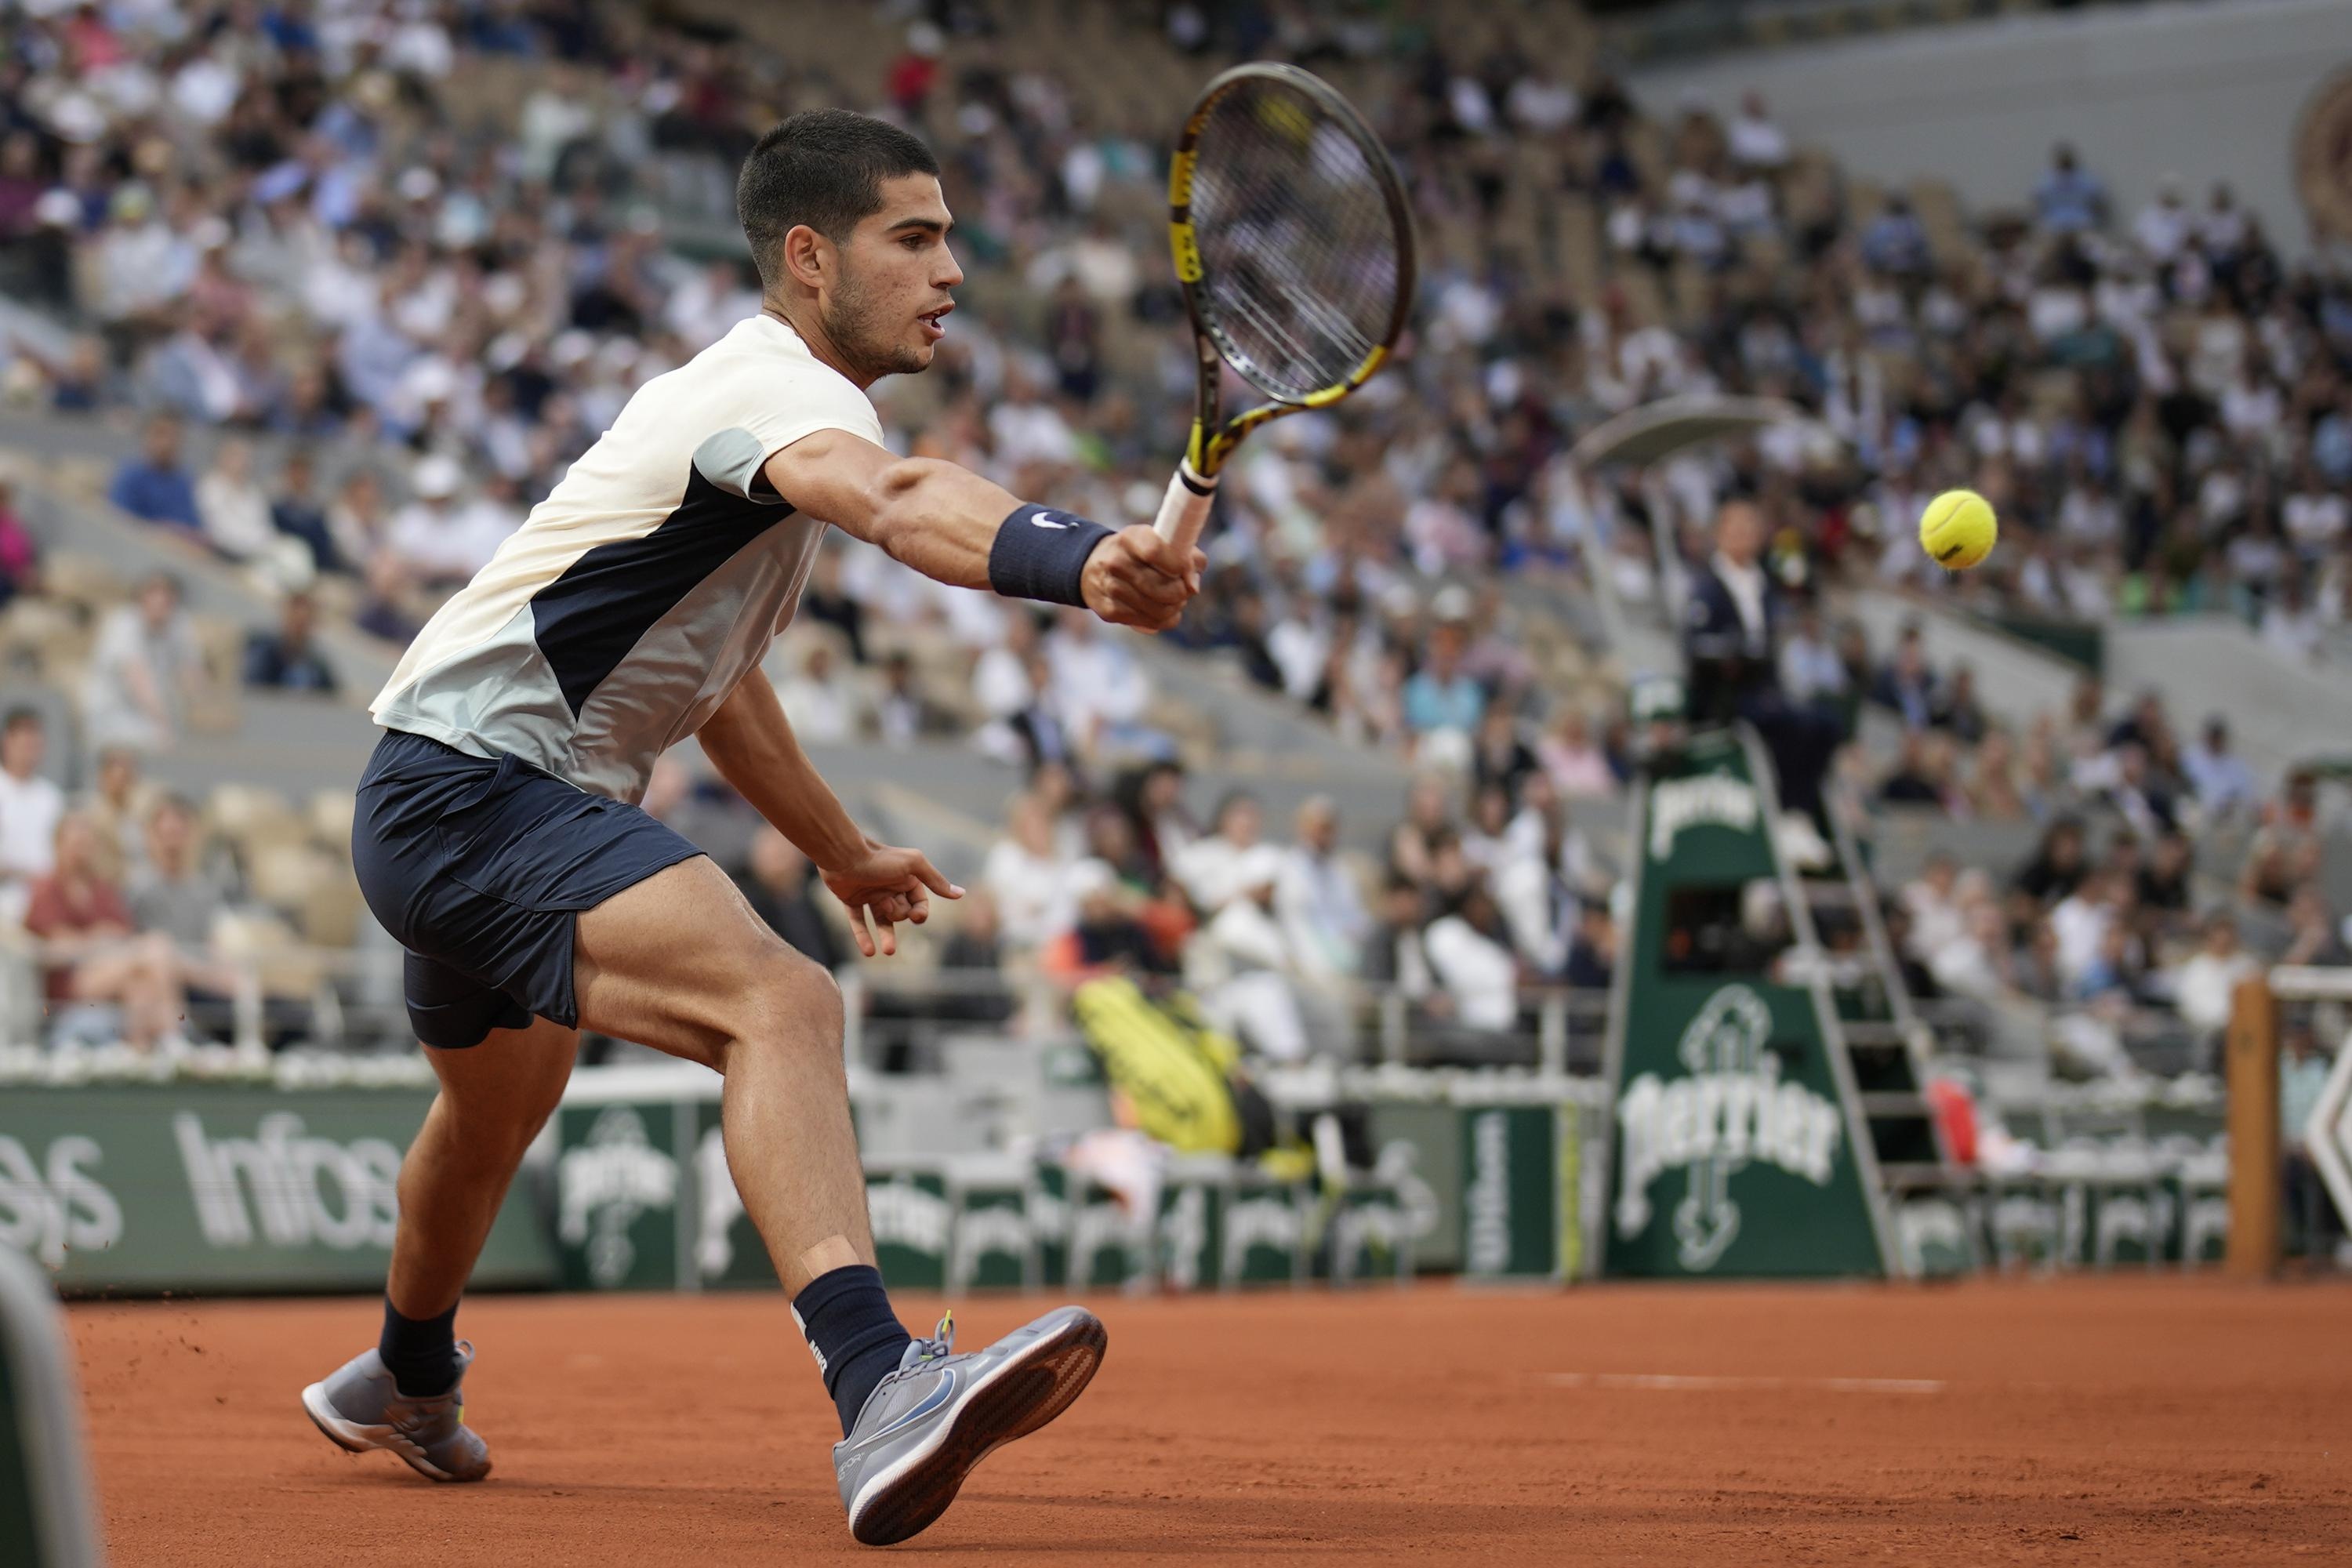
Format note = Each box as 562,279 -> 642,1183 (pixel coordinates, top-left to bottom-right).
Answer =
822,838 -> 962,958
1082,525 -> 1206,633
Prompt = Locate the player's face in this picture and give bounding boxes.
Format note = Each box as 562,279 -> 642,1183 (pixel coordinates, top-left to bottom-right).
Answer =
826,174 -> 963,381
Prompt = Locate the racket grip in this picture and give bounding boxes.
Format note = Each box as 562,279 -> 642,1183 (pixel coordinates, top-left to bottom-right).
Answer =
1151,461 -> 1217,553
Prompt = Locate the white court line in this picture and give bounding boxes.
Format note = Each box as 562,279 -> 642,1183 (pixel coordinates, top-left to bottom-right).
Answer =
1546,1372 -> 1946,1394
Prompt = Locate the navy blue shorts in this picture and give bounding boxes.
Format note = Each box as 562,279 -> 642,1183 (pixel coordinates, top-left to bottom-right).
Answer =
351,729 -> 703,1050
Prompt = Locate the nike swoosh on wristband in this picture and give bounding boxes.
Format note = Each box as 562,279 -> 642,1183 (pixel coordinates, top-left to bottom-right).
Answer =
857,1368 -> 961,1447
1031,511 -> 1075,530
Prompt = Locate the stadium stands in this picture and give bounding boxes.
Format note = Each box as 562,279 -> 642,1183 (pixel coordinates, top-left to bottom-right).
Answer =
0,0 -> 2339,1145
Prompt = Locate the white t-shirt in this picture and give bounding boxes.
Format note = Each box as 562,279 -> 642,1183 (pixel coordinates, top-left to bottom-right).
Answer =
373,314 -> 884,803
0,768 -> 64,881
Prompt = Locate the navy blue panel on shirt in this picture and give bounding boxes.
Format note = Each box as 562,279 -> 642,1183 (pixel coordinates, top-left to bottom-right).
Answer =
529,467 -> 791,717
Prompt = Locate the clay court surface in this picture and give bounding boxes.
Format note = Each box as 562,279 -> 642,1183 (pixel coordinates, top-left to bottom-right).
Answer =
67,1276 -> 2352,1565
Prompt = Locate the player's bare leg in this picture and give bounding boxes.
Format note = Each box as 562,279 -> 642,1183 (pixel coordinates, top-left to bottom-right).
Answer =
571,855 -> 1105,1545
302,1018 -> 575,1482
387,1018 -> 580,1319
572,857 -> 872,1293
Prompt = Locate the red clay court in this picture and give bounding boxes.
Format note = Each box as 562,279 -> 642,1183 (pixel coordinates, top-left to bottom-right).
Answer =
70,1275 -> 2352,1566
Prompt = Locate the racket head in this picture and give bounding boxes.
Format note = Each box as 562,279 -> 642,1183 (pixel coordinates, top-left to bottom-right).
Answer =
1168,63 -> 1416,466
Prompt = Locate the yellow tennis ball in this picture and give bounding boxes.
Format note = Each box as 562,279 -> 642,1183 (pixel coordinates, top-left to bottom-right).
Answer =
1919,489 -> 1997,572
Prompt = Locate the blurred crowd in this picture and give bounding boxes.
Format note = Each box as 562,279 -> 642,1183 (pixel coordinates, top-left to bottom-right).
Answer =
0,1 -> 2348,1106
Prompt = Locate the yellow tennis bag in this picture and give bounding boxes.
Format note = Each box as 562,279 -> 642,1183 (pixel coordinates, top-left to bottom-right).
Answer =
1069,976 -> 1272,1156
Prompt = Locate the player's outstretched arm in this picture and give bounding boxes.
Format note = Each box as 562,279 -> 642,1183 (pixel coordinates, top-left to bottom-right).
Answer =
764,429 -> 1204,632
697,665 -> 959,958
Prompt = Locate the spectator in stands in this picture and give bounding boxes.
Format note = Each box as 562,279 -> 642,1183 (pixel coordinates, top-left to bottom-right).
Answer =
1871,625 -> 1938,731
1726,92 -> 1789,172
1459,781 -> 1518,877
2171,910 -> 2259,1046
2241,774 -> 2323,911
1494,786 -> 1592,979
25,811 -> 187,1052
0,707 -> 62,927
777,643 -> 858,746
1859,194 -> 1930,279
269,449 -> 339,577
874,652 -> 953,746
83,571 -> 207,753
1878,731 -> 1944,808
1539,704 -> 1615,799
1965,728 -> 2032,822
1112,760 -> 1194,889
244,590 -> 339,695
2138,827 -> 2196,935
983,792 -> 1081,953
1361,872 -> 1435,1007
107,414 -> 201,533
735,826 -> 846,973
1401,612 -> 1485,754
930,890 -> 1014,1025
1175,790 -> 1264,915
1931,665 -> 1989,745
77,746 -> 145,882
384,456 -> 506,589
1047,608 -> 1160,760
195,436 -> 281,569
325,469 -> 391,582
1189,845 -> 1313,1063
2281,888 -> 2350,969
0,468 -> 42,608
1563,900 -> 1616,991
2183,717 -> 2258,819
125,794 -> 233,972
1276,795 -> 1368,984
1422,883 -> 1520,1036
799,546 -> 868,666
2015,815 -> 2091,908
2034,143 -> 2108,234
1388,775 -> 1456,887
1469,702 -> 1540,800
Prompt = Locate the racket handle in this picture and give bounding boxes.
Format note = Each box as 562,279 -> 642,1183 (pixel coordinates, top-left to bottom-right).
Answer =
1151,460 -> 1217,553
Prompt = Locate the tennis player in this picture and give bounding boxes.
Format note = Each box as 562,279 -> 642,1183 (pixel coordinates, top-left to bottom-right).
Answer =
300,109 -> 1200,1548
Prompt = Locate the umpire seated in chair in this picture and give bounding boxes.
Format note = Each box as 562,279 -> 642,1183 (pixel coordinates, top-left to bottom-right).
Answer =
1681,497 -> 1838,837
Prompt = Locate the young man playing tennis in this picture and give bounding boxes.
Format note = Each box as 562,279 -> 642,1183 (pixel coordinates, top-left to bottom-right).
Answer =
301,110 -> 1202,1547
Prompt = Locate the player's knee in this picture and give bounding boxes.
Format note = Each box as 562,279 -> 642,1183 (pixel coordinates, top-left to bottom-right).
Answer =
722,948 -> 844,1062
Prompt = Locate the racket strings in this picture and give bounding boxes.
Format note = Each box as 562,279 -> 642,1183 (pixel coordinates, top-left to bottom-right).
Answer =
1189,76 -> 1403,402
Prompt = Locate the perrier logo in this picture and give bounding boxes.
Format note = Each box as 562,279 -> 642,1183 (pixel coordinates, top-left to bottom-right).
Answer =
1613,984 -> 1842,1271
557,1106 -> 678,1288
1646,773 -> 1758,859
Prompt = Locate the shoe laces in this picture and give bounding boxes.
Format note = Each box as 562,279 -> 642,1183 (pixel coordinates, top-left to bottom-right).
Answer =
897,1310 -> 956,1375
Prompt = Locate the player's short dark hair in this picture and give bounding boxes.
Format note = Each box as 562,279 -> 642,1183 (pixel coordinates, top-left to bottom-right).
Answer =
737,110 -> 940,288
1,707 -> 38,735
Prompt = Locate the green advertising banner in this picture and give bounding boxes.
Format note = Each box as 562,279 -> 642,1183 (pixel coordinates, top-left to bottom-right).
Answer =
1460,1104 -> 1565,1280
1222,1171 -> 1308,1287
1034,1161 -> 1149,1291
551,1099 -> 685,1292
0,1086 -> 552,1294
1156,1159 -> 1225,1293
1605,731 -> 1889,1279
867,1167 -> 951,1292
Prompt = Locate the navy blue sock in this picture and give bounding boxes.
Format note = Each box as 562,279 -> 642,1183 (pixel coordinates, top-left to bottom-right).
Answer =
379,1298 -> 459,1398
793,1265 -> 913,1437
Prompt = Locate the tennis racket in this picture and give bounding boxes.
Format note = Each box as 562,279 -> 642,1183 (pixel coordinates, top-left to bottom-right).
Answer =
1152,62 -> 1417,553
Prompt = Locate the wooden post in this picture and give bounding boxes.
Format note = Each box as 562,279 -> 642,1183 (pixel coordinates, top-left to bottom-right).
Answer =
2225,973 -> 2281,1280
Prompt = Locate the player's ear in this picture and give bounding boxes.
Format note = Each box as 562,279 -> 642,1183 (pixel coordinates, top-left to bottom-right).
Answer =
780,223 -> 833,292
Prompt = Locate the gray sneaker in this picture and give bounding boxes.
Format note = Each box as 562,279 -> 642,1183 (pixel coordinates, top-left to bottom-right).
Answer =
300,1342 -> 490,1483
835,1305 -> 1106,1546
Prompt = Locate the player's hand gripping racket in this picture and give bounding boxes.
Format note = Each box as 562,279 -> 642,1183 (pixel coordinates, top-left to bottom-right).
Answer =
1152,63 -> 1417,553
